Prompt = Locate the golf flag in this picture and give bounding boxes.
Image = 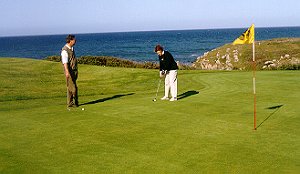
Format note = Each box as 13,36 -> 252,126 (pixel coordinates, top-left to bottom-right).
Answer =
232,24 -> 257,130
233,24 -> 255,45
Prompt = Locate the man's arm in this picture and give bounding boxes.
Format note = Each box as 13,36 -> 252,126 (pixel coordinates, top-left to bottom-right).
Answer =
61,50 -> 70,78
63,63 -> 70,78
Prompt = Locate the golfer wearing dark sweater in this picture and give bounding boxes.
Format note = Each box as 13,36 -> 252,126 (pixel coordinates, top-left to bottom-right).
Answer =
155,45 -> 178,101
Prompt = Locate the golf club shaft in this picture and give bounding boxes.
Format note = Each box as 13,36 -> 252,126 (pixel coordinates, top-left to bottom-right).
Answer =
155,79 -> 162,99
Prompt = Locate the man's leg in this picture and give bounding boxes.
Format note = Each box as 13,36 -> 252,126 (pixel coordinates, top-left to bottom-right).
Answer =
164,72 -> 170,98
74,82 -> 79,106
169,70 -> 178,101
67,77 -> 76,107
67,78 -> 74,107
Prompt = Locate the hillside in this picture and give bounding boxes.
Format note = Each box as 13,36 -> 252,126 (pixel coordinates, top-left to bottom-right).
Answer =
193,38 -> 300,70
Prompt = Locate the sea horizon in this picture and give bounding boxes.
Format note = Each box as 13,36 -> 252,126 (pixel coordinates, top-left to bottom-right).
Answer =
1,26 -> 300,63
1,25 -> 300,38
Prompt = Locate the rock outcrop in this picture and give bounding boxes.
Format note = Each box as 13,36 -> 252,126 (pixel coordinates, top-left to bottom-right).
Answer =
193,38 -> 300,70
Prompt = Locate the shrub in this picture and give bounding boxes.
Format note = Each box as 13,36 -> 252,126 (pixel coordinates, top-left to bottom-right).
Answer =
277,64 -> 300,70
45,55 -> 61,62
45,55 -> 161,69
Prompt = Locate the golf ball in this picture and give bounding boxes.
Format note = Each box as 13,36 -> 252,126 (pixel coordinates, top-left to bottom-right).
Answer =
153,99 -> 157,102
82,108 -> 85,111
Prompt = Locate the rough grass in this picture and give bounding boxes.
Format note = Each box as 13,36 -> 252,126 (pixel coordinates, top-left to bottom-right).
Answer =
0,58 -> 299,173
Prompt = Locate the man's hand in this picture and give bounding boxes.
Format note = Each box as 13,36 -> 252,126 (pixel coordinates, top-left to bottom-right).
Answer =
65,71 -> 70,79
63,63 -> 70,78
160,70 -> 166,78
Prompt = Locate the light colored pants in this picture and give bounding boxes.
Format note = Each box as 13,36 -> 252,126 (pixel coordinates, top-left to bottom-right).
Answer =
164,70 -> 177,99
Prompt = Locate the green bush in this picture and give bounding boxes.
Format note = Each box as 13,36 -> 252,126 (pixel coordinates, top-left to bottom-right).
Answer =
45,55 -> 61,62
45,55 -> 160,69
277,64 -> 300,70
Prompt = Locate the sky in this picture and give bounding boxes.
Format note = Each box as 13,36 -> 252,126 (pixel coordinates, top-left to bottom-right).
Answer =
0,0 -> 299,36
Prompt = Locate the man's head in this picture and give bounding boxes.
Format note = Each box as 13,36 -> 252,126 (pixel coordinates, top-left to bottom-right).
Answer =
66,34 -> 76,46
155,45 -> 164,56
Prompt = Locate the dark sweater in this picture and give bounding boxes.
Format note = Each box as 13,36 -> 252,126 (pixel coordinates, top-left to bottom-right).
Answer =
158,51 -> 178,71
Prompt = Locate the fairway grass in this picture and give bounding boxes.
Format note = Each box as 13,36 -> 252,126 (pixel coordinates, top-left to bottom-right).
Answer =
0,58 -> 299,173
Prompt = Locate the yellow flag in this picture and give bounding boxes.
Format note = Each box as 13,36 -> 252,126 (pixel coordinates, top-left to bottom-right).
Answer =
233,24 -> 255,45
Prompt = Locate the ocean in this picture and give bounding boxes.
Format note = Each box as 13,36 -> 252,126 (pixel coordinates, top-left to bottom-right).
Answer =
0,27 -> 300,63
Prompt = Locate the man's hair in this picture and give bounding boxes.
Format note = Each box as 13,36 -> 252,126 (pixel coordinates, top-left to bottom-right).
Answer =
154,45 -> 164,52
66,34 -> 75,43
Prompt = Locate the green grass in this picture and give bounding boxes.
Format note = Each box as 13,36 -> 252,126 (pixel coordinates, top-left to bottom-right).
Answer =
0,58 -> 299,173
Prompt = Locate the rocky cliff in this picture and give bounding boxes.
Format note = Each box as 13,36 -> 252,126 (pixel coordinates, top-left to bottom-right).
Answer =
193,38 -> 300,70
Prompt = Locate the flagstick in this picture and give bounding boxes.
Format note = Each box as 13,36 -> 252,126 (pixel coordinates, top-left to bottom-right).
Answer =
252,41 -> 257,130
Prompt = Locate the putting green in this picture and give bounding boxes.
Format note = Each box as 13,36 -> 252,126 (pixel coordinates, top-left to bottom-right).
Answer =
0,58 -> 299,173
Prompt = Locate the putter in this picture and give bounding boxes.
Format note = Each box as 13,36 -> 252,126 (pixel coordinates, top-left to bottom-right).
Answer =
153,79 -> 162,102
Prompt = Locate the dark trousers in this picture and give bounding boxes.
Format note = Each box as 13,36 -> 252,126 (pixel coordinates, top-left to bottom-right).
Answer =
66,71 -> 78,106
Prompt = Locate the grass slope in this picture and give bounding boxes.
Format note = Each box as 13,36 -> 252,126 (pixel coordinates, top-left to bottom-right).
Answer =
0,58 -> 299,173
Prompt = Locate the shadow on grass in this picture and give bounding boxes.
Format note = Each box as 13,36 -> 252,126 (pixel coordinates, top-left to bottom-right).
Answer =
80,93 -> 135,106
257,104 -> 283,129
178,90 -> 199,100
